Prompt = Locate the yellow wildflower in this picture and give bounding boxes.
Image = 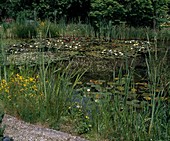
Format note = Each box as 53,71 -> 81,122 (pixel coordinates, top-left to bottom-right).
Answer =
85,116 -> 89,119
5,89 -> 9,93
23,83 -> 27,87
1,79 -> 7,84
29,77 -> 34,82
19,75 -> 23,81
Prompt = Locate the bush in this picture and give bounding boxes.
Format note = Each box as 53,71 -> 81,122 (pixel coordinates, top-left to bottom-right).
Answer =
13,23 -> 37,38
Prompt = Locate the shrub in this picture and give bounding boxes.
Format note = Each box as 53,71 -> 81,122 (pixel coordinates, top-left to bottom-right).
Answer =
13,23 -> 37,38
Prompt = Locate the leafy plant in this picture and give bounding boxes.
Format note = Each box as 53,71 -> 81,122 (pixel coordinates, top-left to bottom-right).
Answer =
13,23 -> 37,38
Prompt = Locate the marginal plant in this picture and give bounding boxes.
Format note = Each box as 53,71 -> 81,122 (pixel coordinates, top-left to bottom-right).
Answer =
38,20 -> 59,38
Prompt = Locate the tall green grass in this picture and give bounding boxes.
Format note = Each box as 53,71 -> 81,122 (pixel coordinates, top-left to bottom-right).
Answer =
0,62 -> 84,125
0,18 -> 170,41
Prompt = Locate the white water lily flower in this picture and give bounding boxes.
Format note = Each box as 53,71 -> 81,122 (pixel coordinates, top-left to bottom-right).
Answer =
133,43 -> 139,46
101,49 -> 106,54
87,88 -> 90,92
108,49 -> 113,54
119,52 -> 124,56
94,99 -> 99,103
76,105 -> 81,108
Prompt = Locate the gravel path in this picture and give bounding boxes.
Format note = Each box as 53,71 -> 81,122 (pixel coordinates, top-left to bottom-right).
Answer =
2,114 -> 89,141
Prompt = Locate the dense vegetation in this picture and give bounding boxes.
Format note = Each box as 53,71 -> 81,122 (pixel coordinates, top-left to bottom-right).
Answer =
0,0 -> 170,28
0,0 -> 169,141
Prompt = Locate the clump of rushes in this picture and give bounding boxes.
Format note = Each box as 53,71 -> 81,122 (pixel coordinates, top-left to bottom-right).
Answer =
37,20 -> 59,38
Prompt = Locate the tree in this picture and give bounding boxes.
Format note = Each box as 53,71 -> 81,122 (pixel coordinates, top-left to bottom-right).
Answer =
89,0 -> 125,25
0,0 -> 169,27
151,0 -> 169,28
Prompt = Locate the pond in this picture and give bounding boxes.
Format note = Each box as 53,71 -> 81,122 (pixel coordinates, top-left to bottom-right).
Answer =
1,37 -> 170,110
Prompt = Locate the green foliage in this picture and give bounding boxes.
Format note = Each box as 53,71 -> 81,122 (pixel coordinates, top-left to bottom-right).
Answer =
38,21 -> 59,38
89,0 -> 125,25
0,36 -> 170,140
0,0 -> 169,27
13,23 -> 37,38
68,102 -> 92,134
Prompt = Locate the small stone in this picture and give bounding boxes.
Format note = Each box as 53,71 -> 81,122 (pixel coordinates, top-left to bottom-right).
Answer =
3,136 -> 14,141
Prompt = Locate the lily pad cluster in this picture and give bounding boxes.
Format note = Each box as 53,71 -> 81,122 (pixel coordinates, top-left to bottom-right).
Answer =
74,76 -> 168,110
6,37 -> 83,54
100,40 -> 151,58
5,38 -> 151,54
4,37 -> 153,66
